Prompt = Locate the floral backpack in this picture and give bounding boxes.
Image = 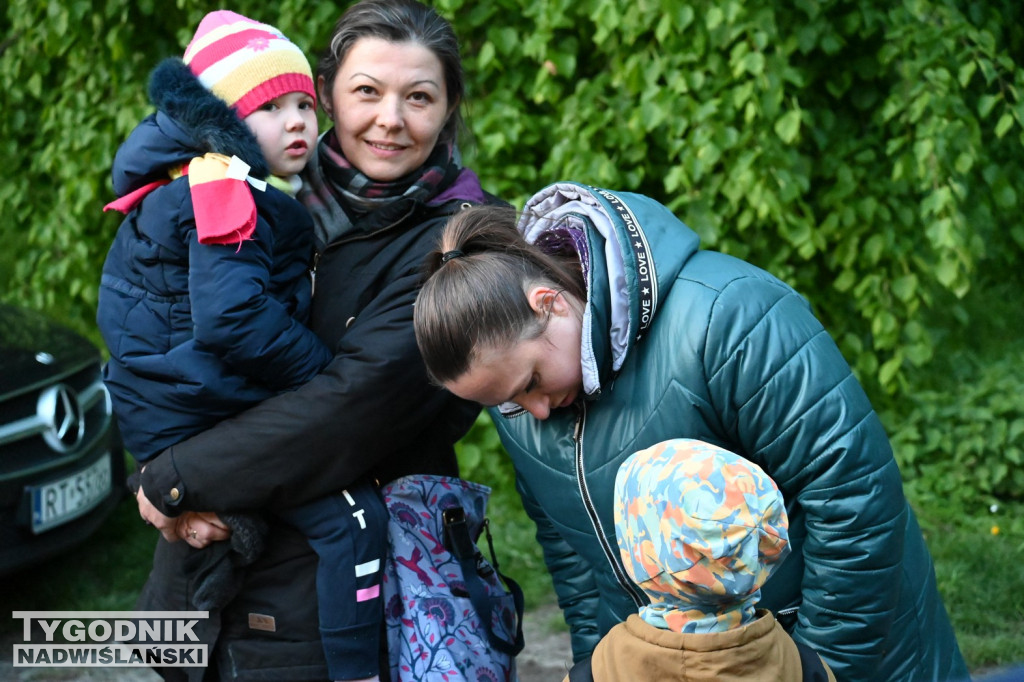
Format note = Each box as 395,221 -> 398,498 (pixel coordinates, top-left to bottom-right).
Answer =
382,474 -> 525,681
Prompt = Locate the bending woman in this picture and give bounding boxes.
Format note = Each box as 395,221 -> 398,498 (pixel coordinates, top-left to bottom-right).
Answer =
131,1 -> 499,678
413,183 -> 967,681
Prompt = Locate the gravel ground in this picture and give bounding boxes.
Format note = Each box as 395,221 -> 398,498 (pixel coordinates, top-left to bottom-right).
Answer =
2,603 -> 573,682
517,602 -> 574,681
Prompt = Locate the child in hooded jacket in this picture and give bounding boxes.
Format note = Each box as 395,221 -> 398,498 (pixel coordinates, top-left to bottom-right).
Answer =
97,11 -> 385,682
565,439 -> 835,682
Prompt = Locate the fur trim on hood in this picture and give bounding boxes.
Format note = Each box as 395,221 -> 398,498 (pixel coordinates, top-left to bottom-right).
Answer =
147,58 -> 268,178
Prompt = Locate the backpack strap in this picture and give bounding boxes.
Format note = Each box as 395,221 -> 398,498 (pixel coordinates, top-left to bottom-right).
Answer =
567,656 -> 594,682
794,640 -> 831,682
443,506 -> 525,657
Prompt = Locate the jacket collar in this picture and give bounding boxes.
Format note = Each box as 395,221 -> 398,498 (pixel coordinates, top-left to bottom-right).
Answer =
517,183 -> 700,400
148,58 -> 268,177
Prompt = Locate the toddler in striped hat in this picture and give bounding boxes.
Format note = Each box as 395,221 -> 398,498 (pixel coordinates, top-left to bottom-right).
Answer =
181,10 -> 319,240
99,10 -> 388,682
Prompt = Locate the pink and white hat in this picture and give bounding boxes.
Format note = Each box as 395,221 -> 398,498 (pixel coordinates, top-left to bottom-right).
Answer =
183,10 -> 315,119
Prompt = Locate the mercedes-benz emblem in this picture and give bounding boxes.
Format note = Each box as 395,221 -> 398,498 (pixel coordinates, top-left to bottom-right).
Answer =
37,384 -> 85,452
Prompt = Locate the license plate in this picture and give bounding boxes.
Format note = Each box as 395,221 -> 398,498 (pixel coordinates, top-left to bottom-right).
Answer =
28,452 -> 113,534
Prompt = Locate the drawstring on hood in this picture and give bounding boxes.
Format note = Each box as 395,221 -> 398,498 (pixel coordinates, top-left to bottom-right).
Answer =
518,184 -> 637,396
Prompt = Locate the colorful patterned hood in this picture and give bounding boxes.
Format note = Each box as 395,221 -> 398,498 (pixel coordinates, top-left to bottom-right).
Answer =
614,439 -> 790,633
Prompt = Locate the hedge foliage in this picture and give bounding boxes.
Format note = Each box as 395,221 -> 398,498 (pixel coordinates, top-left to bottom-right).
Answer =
2,1 -> 1022,499
448,0 -> 1024,399
885,347 -> 1024,506
4,0 -> 1022,396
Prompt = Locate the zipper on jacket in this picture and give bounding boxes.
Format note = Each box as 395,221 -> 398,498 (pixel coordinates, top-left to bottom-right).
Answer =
310,251 -> 320,298
572,402 -> 646,608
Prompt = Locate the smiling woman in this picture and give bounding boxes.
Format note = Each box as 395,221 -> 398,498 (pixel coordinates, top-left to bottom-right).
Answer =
322,38 -> 452,182
126,1 -> 507,680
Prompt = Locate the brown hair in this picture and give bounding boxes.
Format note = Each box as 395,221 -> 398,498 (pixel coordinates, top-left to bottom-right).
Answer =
414,204 -> 586,385
317,0 -> 465,146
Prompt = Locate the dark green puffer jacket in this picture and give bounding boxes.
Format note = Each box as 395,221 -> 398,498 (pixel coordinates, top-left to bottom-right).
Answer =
491,182 -> 967,681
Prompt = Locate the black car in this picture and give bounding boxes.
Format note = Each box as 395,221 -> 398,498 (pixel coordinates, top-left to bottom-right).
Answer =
0,303 -> 125,575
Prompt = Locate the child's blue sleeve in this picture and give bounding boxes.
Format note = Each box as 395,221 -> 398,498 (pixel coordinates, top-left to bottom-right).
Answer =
186,217 -> 333,390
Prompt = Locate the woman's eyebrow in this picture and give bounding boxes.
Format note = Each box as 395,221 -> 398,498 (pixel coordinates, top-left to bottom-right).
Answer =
347,73 -> 440,90
348,72 -> 381,82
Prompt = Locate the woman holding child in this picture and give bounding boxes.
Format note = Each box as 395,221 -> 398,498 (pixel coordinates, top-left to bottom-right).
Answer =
413,184 -> 968,681
128,0 -> 498,679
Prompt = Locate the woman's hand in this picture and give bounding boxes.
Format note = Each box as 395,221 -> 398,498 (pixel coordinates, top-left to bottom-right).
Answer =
178,511 -> 231,548
136,485 -> 231,549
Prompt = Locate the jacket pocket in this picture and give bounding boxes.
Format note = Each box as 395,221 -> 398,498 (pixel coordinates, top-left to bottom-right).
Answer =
216,637 -> 328,681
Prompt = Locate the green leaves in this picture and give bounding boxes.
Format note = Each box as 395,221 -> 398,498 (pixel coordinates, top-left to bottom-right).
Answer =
2,0 -> 1022,400
885,348 -> 1024,505
774,109 -> 802,144
995,113 -> 1014,138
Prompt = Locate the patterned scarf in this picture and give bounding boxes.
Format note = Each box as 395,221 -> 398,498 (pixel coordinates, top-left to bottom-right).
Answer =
299,129 -> 461,246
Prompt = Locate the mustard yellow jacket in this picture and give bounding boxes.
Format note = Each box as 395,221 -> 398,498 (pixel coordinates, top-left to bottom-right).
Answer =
575,612 -> 835,682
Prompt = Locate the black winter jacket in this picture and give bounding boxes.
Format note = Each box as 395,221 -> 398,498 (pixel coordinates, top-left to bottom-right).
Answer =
134,100 -> 493,682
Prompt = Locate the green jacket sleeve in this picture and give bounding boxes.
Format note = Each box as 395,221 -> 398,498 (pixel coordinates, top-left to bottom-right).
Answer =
515,471 -> 601,660
704,274 -> 905,681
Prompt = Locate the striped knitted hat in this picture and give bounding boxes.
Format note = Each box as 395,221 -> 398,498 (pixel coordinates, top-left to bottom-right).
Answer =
183,10 -> 314,119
